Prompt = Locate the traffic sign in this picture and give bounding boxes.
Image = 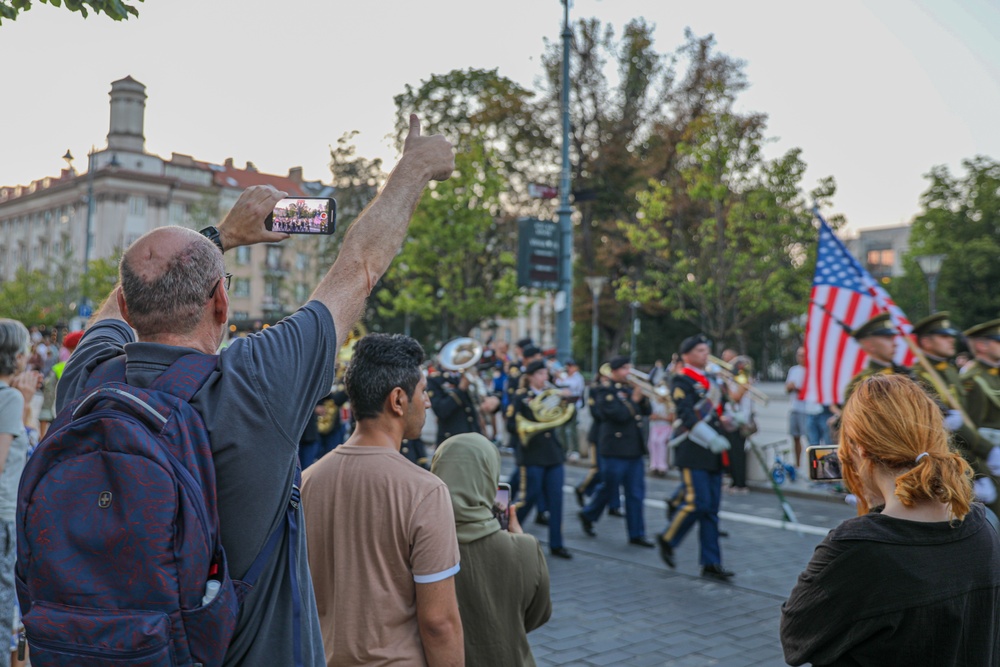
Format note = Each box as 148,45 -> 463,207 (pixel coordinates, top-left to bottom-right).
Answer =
517,217 -> 560,291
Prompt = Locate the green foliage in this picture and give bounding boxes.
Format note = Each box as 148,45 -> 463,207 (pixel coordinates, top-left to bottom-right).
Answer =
617,108 -> 834,347
905,156 -> 1000,326
0,0 -> 142,24
374,142 -> 521,346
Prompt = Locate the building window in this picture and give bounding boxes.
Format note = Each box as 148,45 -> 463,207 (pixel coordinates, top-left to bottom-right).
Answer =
232,311 -> 250,322
295,282 -> 309,303
296,252 -> 309,272
232,277 -> 251,298
266,246 -> 283,270
129,195 -> 147,216
866,248 -> 894,279
169,202 -> 186,223
236,246 -> 252,265
264,279 -> 281,299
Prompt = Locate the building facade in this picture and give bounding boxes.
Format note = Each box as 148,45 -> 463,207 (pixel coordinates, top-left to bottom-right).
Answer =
0,76 -> 335,328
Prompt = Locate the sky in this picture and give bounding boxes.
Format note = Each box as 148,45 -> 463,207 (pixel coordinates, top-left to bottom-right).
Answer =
1,0 -> 999,233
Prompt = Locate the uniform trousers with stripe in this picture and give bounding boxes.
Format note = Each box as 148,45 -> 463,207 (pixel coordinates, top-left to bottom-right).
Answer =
581,457 -> 645,539
576,457 -> 622,510
516,464 -> 565,549
661,468 -> 722,566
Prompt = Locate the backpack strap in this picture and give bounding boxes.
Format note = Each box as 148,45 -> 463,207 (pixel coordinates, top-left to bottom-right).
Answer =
82,355 -> 128,390
238,467 -> 304,667
149,353 -> 220,402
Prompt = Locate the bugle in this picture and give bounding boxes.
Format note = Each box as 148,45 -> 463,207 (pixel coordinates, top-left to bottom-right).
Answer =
708,355 -> 769,405
598,363 -> 672,405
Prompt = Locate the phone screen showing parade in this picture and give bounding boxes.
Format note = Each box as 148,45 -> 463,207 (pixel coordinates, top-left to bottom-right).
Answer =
494,484 -> 511,531
265,197 -> 337,234
807,446 -> 842,481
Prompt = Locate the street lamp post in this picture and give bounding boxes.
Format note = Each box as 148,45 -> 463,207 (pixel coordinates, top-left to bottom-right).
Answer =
81,148 -> 97,318
585,277 -> 607,376
629,301 -> 640,365
915,254 -> 947,313
555,0 -> 574,364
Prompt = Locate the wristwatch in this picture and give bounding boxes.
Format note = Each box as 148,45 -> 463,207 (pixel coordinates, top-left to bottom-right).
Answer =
199,226 -> 225,254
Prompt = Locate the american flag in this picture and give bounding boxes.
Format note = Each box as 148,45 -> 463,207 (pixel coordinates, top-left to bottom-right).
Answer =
802,213 -> 915,405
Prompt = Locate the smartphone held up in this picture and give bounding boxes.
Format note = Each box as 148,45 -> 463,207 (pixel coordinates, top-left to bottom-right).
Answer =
265,197 -> 337,235
807,445 -> 842,482
494,483 -> 511,531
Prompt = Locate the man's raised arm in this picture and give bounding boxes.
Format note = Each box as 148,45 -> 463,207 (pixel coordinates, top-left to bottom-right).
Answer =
311,113 -> 454,339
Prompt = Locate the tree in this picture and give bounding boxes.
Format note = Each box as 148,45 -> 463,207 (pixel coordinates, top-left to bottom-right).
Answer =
904,156 -> 1000,326
617,106 -> 836,350
0,0 -> 142,24
374,142 -> 521,348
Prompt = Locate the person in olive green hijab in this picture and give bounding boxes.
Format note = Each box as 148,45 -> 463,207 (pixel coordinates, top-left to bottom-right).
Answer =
432,433 -> 552,666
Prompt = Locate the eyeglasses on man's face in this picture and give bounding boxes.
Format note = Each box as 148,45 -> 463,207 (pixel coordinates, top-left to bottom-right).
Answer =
208,273 -> 232,300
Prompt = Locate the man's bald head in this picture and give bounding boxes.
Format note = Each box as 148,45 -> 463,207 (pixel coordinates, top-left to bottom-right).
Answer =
120,226 -> 225,337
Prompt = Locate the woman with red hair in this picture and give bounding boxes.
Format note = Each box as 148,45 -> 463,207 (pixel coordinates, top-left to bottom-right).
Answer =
781,374 -> 1000,666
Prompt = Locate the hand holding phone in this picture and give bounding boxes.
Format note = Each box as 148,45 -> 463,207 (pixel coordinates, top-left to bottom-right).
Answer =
265,197 -> 337,235
807,445 -> 842,482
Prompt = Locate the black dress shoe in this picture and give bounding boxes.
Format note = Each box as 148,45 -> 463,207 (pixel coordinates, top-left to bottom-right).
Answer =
719,529 -> 729,538
629,536 -> 655,548
701,564 -> 735,581
550,547 -> 573,559
535,512 -> 550,526
666,503 -> 678,522
574,487 -> 585,507
608,507 -> 625,517
658,538 -> 675,568
578,511 -> 596,537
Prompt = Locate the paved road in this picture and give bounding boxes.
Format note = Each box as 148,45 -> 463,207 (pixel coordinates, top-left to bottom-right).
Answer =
508,381 -> 854,666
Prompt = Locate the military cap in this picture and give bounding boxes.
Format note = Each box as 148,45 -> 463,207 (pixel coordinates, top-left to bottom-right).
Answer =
911,312 -> 960,337
851,312 -> 896,340
522,345 -> 542,359
564,358 -> 578,366
525,360 -> 547,375
515,337 -> 534,349
964,319 -> 1000,341
679,334 -> 710,355
609,355 -> 631,371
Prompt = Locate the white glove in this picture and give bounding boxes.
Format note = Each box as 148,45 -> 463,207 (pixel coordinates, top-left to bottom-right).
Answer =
844,494 -> 858,507
689,421 -> 730,454
987,447 -> 1000,477
979,428 -> 1000,448
974,477 -> 998,504
943,410 -> 963,432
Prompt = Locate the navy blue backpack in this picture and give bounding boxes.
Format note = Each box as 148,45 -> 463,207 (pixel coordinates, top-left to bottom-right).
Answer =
15,353 -> 295,666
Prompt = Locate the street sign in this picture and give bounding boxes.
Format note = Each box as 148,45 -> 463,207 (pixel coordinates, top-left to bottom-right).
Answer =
517,217 -> 560,291
78,302 -> 93,318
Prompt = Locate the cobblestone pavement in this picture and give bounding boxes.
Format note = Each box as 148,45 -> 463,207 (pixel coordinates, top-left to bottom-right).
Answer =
509,381 -> 855,666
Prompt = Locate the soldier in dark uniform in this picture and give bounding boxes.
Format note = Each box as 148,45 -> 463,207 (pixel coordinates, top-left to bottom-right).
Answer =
514,360 -> 572,559
659,334 -> 735,580
841,312 -> 909,405
574,373 -> 623,515
506,344 -> 546,519
961,319 -> 1000,516
578,355 -> 654,547
427,369 -> 483,444
399,438 -> 430,469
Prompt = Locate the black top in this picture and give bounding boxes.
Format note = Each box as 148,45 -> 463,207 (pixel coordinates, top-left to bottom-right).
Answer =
781,504 -> 1000,666
589,382 -> 650,459
427,373 -> 481,444
516,387 -> 566,468
671,371 -> 725,472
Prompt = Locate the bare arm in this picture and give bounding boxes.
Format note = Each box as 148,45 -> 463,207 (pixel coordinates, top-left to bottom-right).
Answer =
311,114 -> 454,340
415,577 -> 464,667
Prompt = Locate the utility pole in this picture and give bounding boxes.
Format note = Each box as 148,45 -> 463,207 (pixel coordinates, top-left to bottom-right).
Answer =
555,0 -> 574,363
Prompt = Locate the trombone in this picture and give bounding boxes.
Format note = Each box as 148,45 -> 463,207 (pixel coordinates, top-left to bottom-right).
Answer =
708,355 -> 769,405
598,363 -> 673,406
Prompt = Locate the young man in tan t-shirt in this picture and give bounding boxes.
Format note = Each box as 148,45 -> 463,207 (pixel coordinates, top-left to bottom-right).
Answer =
302,333 -> 463,667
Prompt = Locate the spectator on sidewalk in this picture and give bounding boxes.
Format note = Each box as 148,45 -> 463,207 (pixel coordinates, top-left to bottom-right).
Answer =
781,375 -> 1000,666
555,359 -> 584,460
785,346 -> 809,469
431,432 -> 551,667
303,333 -> 464,667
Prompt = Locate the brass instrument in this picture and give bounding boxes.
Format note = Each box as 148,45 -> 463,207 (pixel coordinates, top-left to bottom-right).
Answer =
598,363 -> 672,405
708,354 -> 769,405
516,388 -> 576,444
438,337 -> 491,429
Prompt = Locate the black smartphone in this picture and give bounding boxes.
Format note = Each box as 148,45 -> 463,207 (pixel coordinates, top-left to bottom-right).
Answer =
265,197 -> 336,234
494,483 -> 511,531
807,445 -> 842,481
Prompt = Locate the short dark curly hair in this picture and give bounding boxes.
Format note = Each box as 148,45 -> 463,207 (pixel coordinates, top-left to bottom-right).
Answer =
344,333 -> 425,421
